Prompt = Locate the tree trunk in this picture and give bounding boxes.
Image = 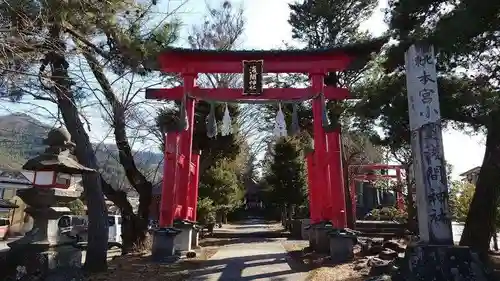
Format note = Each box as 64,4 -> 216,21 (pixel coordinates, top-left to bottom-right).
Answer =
460,122 -> 500,254
99,178 -> 142,254
288,204 -> 295,220
493,231 -> 498,252
48,22 -> 108,272
82,51 -> 152,252
281,205 -> 287,226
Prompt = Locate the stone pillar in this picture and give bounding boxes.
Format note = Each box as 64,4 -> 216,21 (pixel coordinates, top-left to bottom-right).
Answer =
399,43 -> 493,281
4,188 -> 82,279
405,44 -> 453,244
191,224 -> 200,249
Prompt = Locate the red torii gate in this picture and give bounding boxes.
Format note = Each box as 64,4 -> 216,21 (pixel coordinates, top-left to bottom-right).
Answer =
146,39 -> 385,229
349,164 -> 405,220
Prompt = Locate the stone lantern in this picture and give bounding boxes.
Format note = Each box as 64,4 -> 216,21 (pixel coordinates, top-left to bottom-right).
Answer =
3,127 -> 95,279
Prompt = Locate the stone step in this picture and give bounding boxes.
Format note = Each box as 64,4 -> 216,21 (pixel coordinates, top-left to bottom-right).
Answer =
357,232 -> 402,239
355,227 -> 406,234
355,220 -> 406,230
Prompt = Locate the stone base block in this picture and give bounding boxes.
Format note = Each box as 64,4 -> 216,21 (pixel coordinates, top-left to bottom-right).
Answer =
191,228 -> 200,249
152,228 -> 180,263
301,219 -> 311,240
173,222 -> 194,253
329,235 -> 354,264
308,227 -> 316,250
394,244 -> 495,281
314,227 -> 331,254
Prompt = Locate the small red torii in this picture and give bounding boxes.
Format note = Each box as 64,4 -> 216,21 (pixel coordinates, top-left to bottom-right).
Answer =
349,164 -> 406,220
145,38 -> 386,229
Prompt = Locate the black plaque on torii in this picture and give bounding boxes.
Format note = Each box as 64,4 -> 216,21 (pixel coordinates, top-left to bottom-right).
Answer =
242,60 -> 263,95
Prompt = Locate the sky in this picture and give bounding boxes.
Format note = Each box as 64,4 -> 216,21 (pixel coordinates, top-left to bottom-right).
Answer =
164,0 -> 487,179
0,0 -> 486,179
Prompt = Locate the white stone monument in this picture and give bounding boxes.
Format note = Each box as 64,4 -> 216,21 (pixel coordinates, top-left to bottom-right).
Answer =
405,44 -> 453,245
398,44 -> 492,281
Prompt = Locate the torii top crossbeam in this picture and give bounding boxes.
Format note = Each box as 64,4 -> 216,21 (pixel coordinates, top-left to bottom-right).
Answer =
145,38 -> 387,102
153,38 -> 386,74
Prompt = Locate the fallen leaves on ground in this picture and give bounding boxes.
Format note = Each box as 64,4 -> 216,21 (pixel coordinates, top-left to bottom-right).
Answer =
307,264 -> 365,281
281,240 -> 374,281
86,248 -> 218,281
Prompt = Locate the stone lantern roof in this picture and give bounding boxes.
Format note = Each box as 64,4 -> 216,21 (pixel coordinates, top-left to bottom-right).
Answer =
22,127 -> 96,174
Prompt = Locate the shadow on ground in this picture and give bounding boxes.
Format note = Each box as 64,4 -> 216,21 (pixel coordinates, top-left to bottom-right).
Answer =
189,251 -> 308,280
200,228 -> 295,248
88,250 -> 308,281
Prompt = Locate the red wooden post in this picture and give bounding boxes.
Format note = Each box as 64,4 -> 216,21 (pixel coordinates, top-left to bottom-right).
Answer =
396,168 -> 405,210
179,74 -> 197,221
306,152 -> 320,223
173,154 -> 185,220
327,130 -> 347,228
159,132 -> 180,227
350,179 -> 357,224
191,151 -> 201,221
310,74 -> 330,222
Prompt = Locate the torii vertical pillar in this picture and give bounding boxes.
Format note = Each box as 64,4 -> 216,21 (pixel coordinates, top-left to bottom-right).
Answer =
189,151 -> 201,249
305,152 -> 320,223
159,132 -> 181,227
310,74 -> 330,223
395,168 -> 405,210
178,74 -> 197,221
190,151 -> 201,222
173,74 -> 197,254
152,131 -> 182,262
309,74 -> 334,253
327,129 -> 347,228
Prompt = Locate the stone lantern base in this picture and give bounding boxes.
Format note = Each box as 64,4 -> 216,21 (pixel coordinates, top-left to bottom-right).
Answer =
1,187 -> 83,280
2,242 -> 82,279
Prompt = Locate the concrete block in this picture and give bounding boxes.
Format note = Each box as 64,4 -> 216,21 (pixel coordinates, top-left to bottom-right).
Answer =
329,235 -> 354,263
151,228 -> 180,263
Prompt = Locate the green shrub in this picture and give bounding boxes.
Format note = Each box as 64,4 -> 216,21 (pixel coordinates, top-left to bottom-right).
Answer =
67,199 -> 86,215
197,197 -> 216,225
367,206 -> 407,223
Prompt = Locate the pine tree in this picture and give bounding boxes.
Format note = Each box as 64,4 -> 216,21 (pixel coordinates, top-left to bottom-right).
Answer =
0,0 -> 179,270
265,137 -> 307,218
